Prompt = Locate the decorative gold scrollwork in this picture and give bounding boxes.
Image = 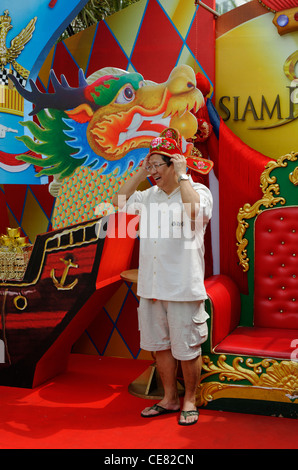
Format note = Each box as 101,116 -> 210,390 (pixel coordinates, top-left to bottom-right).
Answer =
236,152 -> 297,272
198,355 -> 298,406
289,166 -> 298,186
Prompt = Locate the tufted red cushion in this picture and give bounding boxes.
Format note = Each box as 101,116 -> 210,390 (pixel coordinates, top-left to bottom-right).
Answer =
254,207 -> 298,329
215,326 -> 298,360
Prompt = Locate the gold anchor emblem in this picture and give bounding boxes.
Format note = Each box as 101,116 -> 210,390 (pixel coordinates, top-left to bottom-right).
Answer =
50,256 -> 78,290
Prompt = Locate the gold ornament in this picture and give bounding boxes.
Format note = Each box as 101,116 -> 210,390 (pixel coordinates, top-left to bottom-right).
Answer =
197,354 -> 298,406
0,227 -> 32,281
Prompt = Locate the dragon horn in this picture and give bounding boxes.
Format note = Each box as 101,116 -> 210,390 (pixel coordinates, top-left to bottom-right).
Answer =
78,68 -> 88,87
8,69 -> 90,116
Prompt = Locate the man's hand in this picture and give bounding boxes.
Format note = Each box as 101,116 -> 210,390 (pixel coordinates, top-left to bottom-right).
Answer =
140,153 -> 151,175
171,153 -> 187,178
112,153 -> 150,208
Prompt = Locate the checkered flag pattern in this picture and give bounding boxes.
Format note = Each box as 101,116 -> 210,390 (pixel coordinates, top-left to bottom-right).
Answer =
0,68 -> 27,87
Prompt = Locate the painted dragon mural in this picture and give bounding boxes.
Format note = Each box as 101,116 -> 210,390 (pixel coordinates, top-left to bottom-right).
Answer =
9,64 -> 212,187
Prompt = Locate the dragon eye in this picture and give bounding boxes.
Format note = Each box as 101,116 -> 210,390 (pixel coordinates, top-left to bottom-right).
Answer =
115,84 -> 136,104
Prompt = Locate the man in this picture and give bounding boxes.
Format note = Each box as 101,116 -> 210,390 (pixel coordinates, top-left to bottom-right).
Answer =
112,128 -> 213,426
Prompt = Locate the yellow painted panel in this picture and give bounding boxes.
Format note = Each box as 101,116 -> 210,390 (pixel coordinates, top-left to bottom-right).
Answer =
106,0 -> 147,57
21,190 -> 49,242
159,0 -> 196,38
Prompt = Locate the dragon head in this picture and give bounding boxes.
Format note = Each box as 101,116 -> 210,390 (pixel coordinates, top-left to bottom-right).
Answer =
9,64 -> 205,178
66,64 -> 204,161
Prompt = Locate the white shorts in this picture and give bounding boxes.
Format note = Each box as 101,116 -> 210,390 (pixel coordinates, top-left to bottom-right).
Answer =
137,298 -> 209,361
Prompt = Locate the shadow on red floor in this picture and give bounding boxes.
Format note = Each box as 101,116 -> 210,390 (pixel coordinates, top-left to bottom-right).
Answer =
0,354 -> 297,450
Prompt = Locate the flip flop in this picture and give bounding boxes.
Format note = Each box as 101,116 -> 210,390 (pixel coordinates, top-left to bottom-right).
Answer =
178,409 -> 199,426
141,403 -> 180,418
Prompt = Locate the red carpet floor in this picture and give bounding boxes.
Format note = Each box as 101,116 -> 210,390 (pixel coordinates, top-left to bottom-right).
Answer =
0,354 -> 297,450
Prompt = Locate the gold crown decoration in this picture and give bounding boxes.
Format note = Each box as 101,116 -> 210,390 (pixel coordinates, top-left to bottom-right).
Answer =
258,0 -> 298,35
0,9 -> 12,29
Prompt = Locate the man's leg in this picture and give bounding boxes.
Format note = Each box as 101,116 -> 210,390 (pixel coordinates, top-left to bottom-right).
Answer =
167,300 -> 207,425
179,354 -> 202,424
141,349 -> 180,416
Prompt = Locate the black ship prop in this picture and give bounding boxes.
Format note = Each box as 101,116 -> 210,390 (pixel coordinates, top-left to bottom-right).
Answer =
0,213 -> 137,388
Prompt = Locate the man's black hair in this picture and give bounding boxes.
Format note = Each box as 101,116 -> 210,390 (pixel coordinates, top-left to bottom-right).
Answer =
161,155 -> 172,167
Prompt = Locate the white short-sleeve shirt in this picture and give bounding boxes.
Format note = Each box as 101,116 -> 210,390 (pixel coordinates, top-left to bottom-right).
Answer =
124,178 -> 213,301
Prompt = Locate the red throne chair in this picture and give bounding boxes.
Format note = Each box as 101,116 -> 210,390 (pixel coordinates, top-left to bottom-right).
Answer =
198,152 -> 298,418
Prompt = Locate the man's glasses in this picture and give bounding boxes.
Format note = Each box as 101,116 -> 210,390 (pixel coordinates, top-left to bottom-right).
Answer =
145,163 -> 167,172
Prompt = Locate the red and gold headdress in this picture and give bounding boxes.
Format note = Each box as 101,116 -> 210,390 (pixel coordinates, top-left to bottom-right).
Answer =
149,128 -> 213,175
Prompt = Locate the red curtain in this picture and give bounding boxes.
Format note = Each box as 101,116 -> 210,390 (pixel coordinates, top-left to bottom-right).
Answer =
209,121 -> 273,293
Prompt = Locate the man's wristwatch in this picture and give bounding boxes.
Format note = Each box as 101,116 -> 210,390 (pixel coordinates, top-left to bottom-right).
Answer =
178,174 -> 190,183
